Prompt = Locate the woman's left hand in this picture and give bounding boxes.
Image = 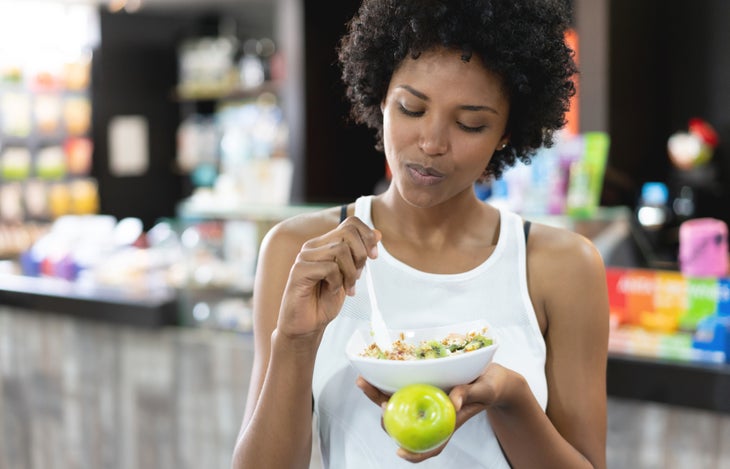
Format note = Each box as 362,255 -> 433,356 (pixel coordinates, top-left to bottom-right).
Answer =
356,363 -> 511,463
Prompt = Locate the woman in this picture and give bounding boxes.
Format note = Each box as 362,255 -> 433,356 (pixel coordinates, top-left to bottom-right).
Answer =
232,0 -> 609,467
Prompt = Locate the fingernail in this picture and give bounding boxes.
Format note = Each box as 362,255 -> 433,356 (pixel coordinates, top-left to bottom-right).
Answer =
453,396 -> 462,410
370,245 -> 378,258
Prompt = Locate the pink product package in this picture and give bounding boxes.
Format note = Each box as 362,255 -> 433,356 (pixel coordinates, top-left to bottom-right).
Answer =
679,218 -> 729,277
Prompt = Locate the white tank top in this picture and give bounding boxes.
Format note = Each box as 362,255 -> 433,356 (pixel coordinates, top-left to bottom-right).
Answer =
312,195 -> 547,468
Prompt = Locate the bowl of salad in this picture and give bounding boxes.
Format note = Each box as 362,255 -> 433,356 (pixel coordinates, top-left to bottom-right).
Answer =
345,319 -> 499,394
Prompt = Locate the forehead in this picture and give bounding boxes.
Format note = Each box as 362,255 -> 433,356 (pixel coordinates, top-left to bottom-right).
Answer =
389,47 -> 507,102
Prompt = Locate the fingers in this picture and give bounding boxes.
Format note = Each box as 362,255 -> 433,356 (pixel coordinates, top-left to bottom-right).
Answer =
446,363 -> 505,428
298,217 -> 380,296
356,376 -> 390,406
279,217 -> 381,334
396,443 -> 447,462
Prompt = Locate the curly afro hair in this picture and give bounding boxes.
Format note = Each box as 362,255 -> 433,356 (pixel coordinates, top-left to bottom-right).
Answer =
337,0 -> 578,179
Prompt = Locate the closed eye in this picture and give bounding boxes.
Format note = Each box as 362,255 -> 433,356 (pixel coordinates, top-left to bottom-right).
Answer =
399,103 -> 486,133
458,123 -> 486,133
398,103 -> 423,117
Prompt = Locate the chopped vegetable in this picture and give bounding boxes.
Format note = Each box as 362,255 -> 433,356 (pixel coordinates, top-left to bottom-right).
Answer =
360,327 -> 493,360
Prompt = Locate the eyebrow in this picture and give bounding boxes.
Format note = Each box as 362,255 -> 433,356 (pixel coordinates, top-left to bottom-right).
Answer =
397,84 -> 501,115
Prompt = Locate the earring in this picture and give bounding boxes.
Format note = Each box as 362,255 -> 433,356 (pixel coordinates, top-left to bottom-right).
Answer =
499,142 -> 508,150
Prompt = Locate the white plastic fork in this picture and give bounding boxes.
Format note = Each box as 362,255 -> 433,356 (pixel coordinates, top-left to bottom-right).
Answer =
363,262 -> 392,352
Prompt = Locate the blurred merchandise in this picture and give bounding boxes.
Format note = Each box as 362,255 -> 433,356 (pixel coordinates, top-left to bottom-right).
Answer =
0,0 -> 99,232
606,266 -> 730,364
629,181 -> 688,271
678,217 -> 728,278
33,93 -> 63,135
0,222 -> 47,259
0,90 -> 32,137
671,185 -> 696,221
566,131 -> 611,219
176,32 -> 282,100
636,182 -> 670,231
485,130 -> 610,219
0,182 -> 24,223
176,114 -> 220,174
17,215 -> 182,293
177,91 -> 292,205
177,35 -> 238,98
171,218 -> 259,332
48,183 -> 71,219
64,136 -> 93,176
173,24 -> 293,209
62,52 -> 92,91
667,117 -> 719,171
68,178 -> 99,215
175,202 -> 330,332
692,314 -> 730,361
1,147 -> 32,180
239,38 -> 265,89
35,145 -> 66,179
24,179 -> 50,220
62,95 -> 91,136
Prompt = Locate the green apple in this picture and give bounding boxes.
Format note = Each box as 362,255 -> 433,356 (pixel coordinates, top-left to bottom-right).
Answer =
382,383 -> 456,453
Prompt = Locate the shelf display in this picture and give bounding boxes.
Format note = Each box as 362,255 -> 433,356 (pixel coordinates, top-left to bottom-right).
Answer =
607,266 -> 730,364
0,1 -> 99,241
174,32 -> 292,207
174,201 -> 329,332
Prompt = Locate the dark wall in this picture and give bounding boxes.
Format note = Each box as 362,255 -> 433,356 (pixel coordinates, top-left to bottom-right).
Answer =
91,10 -> 204,229
606,0 -> 730,224
302,1 -> 385,205
94,3 -> 385,222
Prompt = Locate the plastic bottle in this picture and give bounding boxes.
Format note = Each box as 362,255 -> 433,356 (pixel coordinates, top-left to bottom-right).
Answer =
636,182 -> 670,231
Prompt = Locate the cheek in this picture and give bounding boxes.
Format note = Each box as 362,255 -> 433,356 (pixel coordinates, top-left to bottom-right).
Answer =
382,113 -> 413,152
454,139 -> 494,171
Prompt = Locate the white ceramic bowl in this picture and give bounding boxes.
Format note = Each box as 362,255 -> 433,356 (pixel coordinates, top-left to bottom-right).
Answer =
345,319 -> 499,394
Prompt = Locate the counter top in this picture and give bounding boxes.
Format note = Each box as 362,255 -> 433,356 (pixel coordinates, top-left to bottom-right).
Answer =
607,351 -> 730,413
0,274 -> 178,328
2,272 -> 728,413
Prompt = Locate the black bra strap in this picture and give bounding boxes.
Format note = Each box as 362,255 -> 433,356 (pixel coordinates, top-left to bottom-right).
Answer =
340,204 -> 348,222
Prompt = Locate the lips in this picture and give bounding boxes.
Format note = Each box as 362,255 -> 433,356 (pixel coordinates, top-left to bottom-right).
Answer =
405,163 -> 446,186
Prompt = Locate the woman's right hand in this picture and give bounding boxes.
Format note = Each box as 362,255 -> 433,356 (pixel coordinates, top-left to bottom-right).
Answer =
276,216 -> 381,338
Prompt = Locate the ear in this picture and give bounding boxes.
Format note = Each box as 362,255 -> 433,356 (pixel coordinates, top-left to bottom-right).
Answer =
498,132 -> 511,149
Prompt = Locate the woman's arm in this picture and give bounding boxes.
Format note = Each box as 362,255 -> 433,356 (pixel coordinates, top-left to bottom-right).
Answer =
232,220 -> 319,469
231,211 -> 380,469
487,227 -> 609,468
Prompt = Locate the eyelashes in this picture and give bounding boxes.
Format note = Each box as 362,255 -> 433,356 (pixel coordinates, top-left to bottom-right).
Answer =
397,103 -> 422,117
397,103 -> 486,133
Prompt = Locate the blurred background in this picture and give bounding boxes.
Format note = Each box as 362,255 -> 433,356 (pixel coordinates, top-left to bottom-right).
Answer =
1,0 -> 729,468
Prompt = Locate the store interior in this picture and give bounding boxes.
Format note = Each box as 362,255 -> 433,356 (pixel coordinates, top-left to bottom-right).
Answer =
1,0 -> 730,468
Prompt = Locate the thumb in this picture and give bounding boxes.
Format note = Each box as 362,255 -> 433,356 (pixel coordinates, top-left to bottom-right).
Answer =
449,386 -> 467,411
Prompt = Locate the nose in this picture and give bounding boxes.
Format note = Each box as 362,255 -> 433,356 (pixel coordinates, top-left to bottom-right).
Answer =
418,117 -> 448,156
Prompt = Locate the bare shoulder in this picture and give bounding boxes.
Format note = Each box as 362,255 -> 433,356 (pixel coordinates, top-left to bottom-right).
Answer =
260,205 -> 345,256
526,222 -> 605,273
525,221 -> 608,325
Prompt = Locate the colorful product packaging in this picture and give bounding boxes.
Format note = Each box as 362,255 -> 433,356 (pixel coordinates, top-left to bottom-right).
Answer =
717,278 -> 730,317
644,270 -> 685,332
605,265 -> 730,363
679,277 -> 718,331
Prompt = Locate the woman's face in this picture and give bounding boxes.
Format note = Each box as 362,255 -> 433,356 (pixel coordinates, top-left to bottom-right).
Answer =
381,47 -> 510,208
